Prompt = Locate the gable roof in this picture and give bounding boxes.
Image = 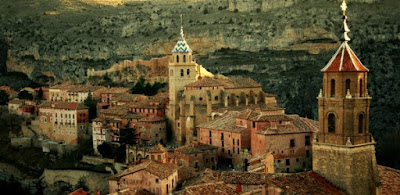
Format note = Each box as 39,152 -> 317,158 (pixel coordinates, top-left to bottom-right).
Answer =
321,42 -> 368,72
149,144 -> 168,153
197,111 -> 247,133
110,160 -> 178,180
172,37 -> 192,53
39,101 -> 89,110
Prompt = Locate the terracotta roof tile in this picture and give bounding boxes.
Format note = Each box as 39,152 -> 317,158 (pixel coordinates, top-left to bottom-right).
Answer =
39,101 -> 88,110
181,182 -> 238,195
378,165 -> 400,195
139,115 -> 165,122
256,115 -> 317,135
149,144 -> 168,153
197,111 -> 247,133
321,42 -> 368,72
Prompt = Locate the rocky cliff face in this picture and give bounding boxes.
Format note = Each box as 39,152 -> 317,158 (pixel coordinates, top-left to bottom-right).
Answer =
1,0 -> 399,139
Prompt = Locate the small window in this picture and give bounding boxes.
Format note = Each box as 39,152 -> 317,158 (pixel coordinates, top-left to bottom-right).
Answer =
358,114 -> 364,134
183,55 -> 186,63
221,132 -> 224,139
209,131 -> 212,137
252,122 -> 256,128
180,69 -> 184,77
176,55 -> 179,63
290,139 -> 295,147
305,136 -> 311,146
359,79 -> 363,97
221,141 -> 224,147
155,179 -> 159,183
237,139 -> 239,146
346,79 -> 351,92
328,113 -> 336,133
214,96 -> 218,101
199,97 -> 203,101
331,79 -> 336,97
286,159 -> 290,165
187,69 -> 190,75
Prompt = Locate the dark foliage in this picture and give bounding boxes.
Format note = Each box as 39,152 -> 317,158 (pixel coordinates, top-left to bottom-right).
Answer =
97,142 -> 113,159
75,177 -> 89,192
130,76 -> 166,96
0,90 -> 9,105
0,176 -> 31,195
37,87 -> 43,100
18,90 -> 33,100
83,92 -> 98,120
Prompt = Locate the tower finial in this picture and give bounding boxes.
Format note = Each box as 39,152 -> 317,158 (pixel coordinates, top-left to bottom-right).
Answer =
341,0 -> 351,42
180,14 -> 184,38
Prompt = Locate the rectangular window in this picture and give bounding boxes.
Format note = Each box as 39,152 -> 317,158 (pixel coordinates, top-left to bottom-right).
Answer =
209,131 -> 212,137
252,122 -> 256,128
237,139 -> 239,146
290,139 -> 295,147
305,136 -> 311,146
232,139 -> 235,145
221,141 -> 224,147
286,159 -> 290,166
221,132 -> 224,140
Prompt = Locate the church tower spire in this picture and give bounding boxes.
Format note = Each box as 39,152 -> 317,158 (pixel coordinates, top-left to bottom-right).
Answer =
341,0 -> 351,42
312,1 -> 381,194
168,14 -> 197,144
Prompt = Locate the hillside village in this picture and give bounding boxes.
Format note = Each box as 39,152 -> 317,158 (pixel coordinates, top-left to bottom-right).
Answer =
0,0 -> 400,195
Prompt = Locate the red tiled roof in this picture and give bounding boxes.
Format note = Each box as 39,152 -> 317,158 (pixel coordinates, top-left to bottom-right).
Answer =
379,165 -> 400,195
68,189 -> 87,195
185,77 -> 225,87
256,115 -> 316,135
149,144 -> 168,153
139,115 -> 165,122
39,101 -> 88,110
182,182 -> 239,195
321,42 -> 368,72
197,111 -> 247,133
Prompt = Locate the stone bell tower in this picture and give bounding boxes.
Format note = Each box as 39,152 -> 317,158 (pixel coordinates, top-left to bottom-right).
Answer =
312,1 -> 381,194
168,15 -> 198,144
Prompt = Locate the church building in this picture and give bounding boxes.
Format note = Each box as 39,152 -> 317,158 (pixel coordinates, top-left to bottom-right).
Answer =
312,1 -> 381,194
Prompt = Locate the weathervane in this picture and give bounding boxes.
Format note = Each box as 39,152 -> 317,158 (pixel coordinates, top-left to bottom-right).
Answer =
341,0 -> 351,42
180,14 -> 184,38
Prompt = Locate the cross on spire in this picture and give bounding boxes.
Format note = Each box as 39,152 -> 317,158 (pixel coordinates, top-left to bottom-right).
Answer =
341,0 -> 351,42
180,14 -> 184,38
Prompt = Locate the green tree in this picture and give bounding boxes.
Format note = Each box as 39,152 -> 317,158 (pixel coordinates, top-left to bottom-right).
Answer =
130,76 -> 145,94
0,90 -> 9,105
84,92 -> 97,120
18,90 -> 33,100
97,142 -> 113,158
37,87 -> 44,100
119,126 -> 140,145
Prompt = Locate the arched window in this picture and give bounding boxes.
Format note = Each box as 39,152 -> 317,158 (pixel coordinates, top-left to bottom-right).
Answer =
176,55 -> 179,63
359,79 -> 363,97
358,114 -> 364,134
346,79 -> 351,93
180,69 -> 184,77
187,69 -> 190,75
328,113 -> 336,133
183,55 -> 186,62
331,79 -> 335,97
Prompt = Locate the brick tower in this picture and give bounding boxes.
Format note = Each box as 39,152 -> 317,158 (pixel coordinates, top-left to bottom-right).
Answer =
168,15 -> 197,144
312,1 -> 381,194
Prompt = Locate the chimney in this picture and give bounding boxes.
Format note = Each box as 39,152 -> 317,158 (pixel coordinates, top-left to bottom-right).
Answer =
236,183 -> 242,193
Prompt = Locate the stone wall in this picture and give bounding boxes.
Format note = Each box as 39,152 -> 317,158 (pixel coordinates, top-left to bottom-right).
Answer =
41,169 -> 110,194
81,155 -> 115,165
10,137 -> 32,148
312,142 -> 380,195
